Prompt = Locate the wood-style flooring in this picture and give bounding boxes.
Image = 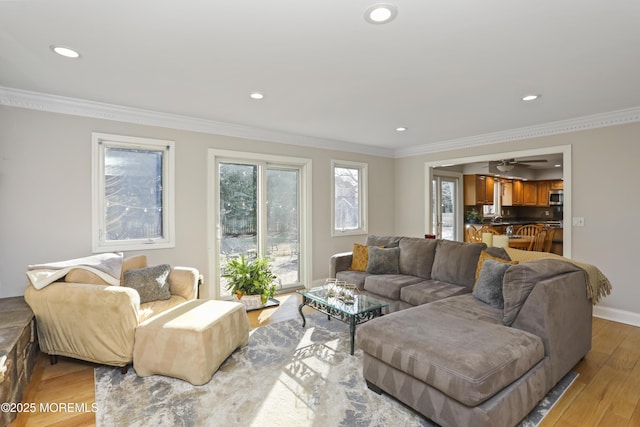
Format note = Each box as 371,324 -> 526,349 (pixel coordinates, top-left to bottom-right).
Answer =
9,293 -> 640,426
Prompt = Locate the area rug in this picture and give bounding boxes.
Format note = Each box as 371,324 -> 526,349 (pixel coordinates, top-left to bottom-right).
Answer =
95,313 -> 577,426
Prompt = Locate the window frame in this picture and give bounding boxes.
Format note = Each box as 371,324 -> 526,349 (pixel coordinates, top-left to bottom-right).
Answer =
331,159 -> 368,237
91,132 -> 175,252
208,149 -> 313,299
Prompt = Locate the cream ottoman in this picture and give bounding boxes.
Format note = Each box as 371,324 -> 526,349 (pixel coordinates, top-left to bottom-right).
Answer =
133,299 -> 249,385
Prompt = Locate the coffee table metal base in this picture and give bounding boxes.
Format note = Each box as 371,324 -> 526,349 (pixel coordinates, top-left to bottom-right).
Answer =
298,295 -> 385,355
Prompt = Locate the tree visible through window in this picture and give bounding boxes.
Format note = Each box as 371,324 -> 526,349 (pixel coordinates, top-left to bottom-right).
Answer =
104,148 -> 164,240
332,160 -> 367,235
92,133 -> 175,252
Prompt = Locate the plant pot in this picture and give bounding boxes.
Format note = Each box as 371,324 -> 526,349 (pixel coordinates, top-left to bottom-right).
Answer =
235,294 -> 265,310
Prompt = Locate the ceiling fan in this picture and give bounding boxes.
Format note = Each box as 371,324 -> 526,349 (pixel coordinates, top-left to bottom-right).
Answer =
495,158 -> 547,172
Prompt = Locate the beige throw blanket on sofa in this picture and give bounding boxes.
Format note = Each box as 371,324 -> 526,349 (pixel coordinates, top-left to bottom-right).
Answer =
504,247 -> 611,305
26,253 -> 123,289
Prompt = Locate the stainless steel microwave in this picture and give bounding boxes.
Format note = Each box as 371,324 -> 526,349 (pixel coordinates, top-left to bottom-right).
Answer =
549,190 -> 563,205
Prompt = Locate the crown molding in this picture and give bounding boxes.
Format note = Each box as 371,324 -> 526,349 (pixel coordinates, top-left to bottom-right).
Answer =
394,107 -> 640,158
0,86 -> 394,158
2,86 -> 638,160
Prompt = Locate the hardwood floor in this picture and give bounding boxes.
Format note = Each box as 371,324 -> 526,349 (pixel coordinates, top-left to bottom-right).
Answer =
9,293 -> 640,427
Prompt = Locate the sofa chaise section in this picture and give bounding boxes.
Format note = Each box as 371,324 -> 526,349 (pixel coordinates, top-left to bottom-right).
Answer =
356,259 -> 592,427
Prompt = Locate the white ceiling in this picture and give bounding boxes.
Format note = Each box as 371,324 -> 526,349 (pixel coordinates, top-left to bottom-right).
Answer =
2,1 -> 640,156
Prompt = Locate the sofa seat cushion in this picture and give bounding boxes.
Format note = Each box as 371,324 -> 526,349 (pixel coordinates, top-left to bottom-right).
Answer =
399,280 -> 470,306
138,294 -> 189,323
335,271 -> 369,291
356,305 -> 544,406
363,275 -> 424,300
421,294 -> 504,324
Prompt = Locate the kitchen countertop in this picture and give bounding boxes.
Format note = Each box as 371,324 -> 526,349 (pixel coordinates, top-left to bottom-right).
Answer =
484,220 -> 563,228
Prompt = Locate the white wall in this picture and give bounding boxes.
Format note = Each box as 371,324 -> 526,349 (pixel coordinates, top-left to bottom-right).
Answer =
394,122 -> 640,320
0,106 -> 395,299
3,105 -> 638,323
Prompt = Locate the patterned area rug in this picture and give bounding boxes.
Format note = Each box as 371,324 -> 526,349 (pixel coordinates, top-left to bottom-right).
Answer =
95,313 -> 577,426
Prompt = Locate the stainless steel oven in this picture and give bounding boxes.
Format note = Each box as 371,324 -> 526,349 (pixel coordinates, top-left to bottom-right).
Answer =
549,190 -> 563,206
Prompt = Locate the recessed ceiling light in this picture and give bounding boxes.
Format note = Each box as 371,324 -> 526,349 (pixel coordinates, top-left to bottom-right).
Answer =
522,94 -> 540,102
554,164 -> 562,167
395,127 -> 407,132
365,3 -> 398,24
51,45 -> 80,58
250,92 -> 264,100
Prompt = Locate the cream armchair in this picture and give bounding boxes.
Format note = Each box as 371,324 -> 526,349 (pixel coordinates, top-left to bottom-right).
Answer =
24,256 -> 199,370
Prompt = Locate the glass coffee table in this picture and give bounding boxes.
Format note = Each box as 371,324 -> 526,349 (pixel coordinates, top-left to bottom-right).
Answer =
297,285 -> 389,355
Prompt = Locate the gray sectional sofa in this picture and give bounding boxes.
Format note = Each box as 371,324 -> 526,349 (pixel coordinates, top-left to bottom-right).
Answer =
330,235 -> 592,427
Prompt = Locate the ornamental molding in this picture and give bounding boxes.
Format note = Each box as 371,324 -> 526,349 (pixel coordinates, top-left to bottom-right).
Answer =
2,86 -> 639,159
0,86 -> 393,158
394,107 -> 640,158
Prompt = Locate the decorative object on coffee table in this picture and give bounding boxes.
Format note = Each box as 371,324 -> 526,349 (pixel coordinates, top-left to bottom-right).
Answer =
223,254 -> 278,308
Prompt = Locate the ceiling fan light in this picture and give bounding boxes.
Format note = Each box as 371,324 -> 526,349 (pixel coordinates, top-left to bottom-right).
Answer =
496,164 -> 515,172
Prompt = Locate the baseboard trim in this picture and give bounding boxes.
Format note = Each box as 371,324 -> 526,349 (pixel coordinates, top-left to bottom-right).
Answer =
593,306 -> 640,327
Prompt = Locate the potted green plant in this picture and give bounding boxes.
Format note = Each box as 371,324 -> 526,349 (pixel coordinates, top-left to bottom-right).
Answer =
465,208 -> 483,224
223,255 -> 278,307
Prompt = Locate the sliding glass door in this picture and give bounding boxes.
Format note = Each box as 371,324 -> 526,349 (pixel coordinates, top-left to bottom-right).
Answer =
216,159 -> 301,298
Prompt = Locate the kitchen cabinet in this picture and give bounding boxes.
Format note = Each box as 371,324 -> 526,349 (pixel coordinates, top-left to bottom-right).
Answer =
501,181 -> 513,206
523,181 -> 538,205
512,180 -> 523,205
485,176 -> 494,204
464,175 -> 494,205
467,176 -> 557,207
550,180 -> 564,190
537,181 -> 550,207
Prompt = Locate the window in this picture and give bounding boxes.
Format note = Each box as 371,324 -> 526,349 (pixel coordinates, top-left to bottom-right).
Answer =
331,160 -> 368,236
92,133 -> 175,252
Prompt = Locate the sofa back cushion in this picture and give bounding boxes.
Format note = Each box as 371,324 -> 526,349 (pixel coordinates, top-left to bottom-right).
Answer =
365,235 -> 402,248
398,237 -> 438,279
431,240 -> 486,289
502,259 -> 584,326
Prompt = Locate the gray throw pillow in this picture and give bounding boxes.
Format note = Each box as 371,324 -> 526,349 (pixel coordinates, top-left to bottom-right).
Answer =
366,247 -> 400,274
472,258 -> 510,309
123,264 -> 171,304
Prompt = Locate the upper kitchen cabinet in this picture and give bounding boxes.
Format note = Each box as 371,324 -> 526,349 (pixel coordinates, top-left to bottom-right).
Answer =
501,179 -> 524,206
501,181 -> 513,206
523,181 -> 538,206
537,181 -> 550,207
466,177 -> 563,207
513,180 -> 524,205
550,180 -> 564,190
464,175 -> 494,205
